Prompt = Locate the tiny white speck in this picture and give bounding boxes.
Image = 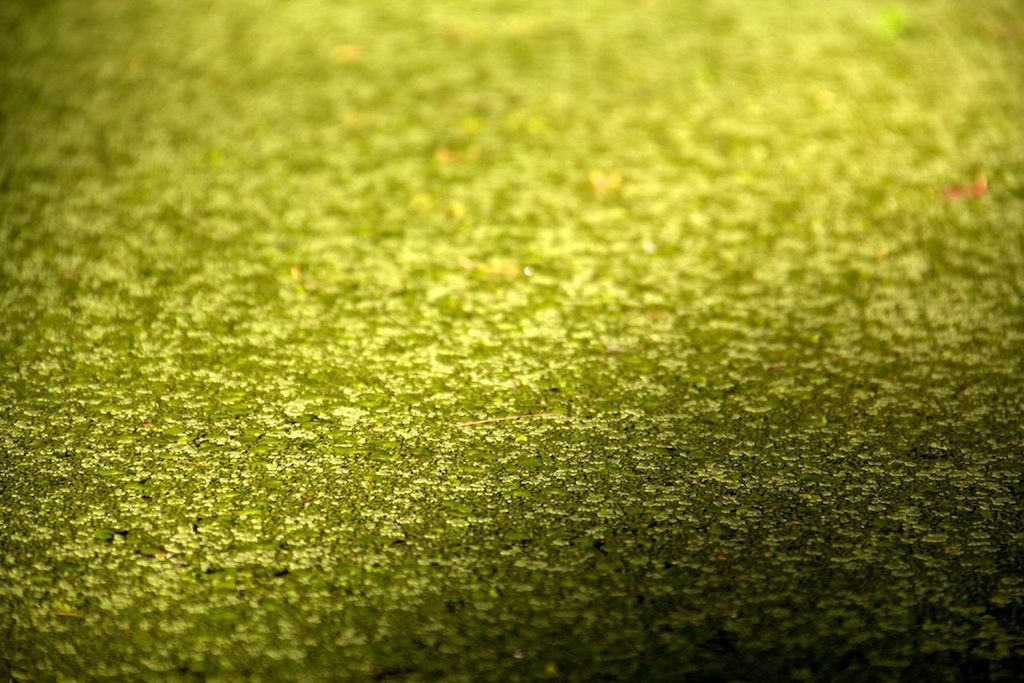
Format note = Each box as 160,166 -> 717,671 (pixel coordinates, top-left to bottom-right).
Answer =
523,266 -> 534,277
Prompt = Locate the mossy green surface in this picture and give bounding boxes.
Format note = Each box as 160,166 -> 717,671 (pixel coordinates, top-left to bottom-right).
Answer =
2,0 -> 1023,679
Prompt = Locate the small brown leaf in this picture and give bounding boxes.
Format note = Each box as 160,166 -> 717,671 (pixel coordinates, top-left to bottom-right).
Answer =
943,174 -> 988,200
434,148 -> 462,165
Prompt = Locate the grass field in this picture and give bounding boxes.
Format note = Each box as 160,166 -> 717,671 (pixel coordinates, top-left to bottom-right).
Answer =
2,0 -> 1023,679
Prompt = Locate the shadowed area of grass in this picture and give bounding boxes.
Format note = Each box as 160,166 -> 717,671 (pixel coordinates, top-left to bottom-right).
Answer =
2,0 -> 1023,679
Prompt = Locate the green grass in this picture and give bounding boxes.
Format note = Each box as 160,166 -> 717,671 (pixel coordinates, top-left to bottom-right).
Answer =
2,0 -> 1023,679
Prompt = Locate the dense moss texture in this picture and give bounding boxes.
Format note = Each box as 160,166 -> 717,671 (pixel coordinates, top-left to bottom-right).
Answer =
2,0 -> 1023,679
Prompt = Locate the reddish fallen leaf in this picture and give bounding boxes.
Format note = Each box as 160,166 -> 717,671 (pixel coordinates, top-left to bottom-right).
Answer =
943,174 -> 988,200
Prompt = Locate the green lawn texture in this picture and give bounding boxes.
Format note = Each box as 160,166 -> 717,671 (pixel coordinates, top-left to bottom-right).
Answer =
1,0 -> 1023,679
